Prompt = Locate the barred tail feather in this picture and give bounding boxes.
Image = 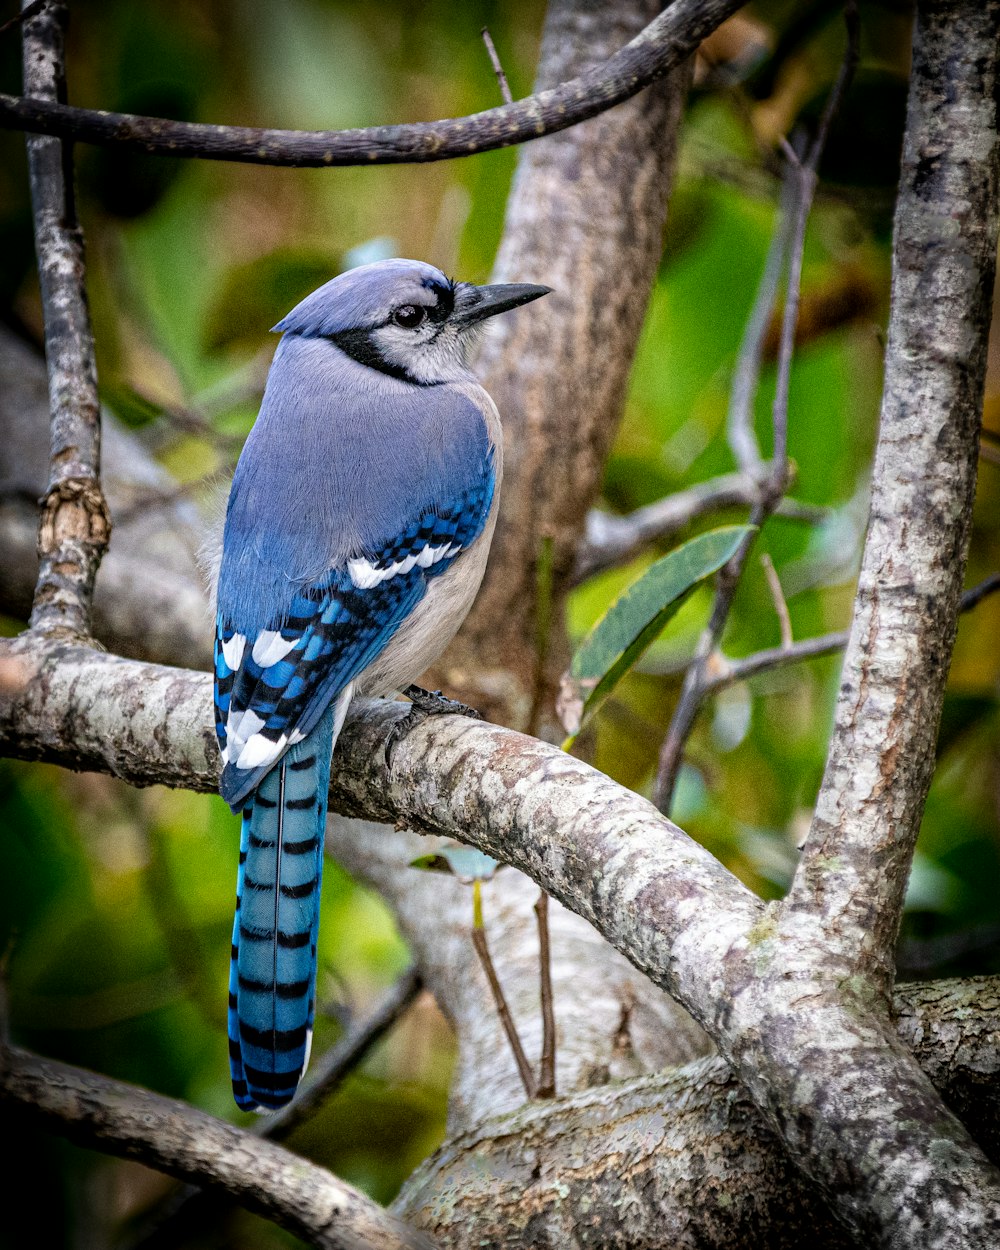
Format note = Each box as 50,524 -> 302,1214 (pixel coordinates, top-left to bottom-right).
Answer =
228,699 -> 342,1112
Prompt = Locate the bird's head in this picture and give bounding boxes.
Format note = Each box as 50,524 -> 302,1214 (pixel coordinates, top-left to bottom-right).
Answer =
273,258 -> 550,385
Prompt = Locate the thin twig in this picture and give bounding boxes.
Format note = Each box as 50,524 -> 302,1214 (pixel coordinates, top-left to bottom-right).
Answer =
527,534 -> 555,737
0,0 -> 745,168
701,572 -> 1000,694
481,27 -> 514,106
760,553 -> 794,650
0,0 -> 46,40
652,4 -> 860,814
471,881 -> 537,1099
22,0 -> 110,636
534,891 -> 556,1098
960,572 -> 1000,613
727,171 -> 796,479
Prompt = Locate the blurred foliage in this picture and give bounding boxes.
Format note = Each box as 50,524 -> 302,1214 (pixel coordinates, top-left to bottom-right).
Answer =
1,1 -> 999,1247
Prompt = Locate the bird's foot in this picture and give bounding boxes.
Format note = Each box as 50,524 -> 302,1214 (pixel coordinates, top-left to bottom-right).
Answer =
383,685 -> 482,766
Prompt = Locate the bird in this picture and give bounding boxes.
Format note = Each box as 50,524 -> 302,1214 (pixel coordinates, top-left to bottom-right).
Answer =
212,258 -> 550,1112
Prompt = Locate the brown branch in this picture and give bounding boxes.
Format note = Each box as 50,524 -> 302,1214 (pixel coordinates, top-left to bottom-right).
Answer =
534,890 -> 556,1099
481,27 -> 514,107
472,881 -> 538,1100
0,0 -> 744,168
0,1044 -> 436,1250
22,0 -> 110,637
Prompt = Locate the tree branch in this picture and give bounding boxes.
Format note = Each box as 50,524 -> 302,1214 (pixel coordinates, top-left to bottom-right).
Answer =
0,0 -> 743,168
573,465 -> 825,584
21,0 -> 109,637
0,1044 -> 435,1250
394,978 -> 1000,1249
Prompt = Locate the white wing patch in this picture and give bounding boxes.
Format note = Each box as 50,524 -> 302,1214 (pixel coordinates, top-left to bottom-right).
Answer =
348,543 -> 461,589
251,630 -> 298,667
221,632 -> 247,670
236,732 -> 287,771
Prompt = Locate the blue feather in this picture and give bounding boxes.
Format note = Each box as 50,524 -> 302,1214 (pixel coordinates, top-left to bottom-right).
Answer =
228,704 -> 336,1112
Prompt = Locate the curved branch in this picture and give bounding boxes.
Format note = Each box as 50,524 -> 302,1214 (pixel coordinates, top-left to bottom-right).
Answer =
0,0 -> 744,167
0,1044 -> 434,1250
3,633 -> 1000,1246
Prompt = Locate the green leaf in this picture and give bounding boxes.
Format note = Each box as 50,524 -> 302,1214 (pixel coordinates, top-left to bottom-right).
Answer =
409,845 -> 501,884
558,525 -> 754,741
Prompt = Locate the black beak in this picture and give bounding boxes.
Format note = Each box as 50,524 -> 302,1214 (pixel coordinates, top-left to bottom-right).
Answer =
454,282 -> 551,325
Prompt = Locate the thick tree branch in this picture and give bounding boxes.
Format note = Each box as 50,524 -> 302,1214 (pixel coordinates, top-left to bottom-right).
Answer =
395,978 -> 1000,1249
21,0 -> 109,636
6,636 -> 1000,1246
785,0 -> 1000,994
0,0 -> 742,167
0,1044 -> 435,1250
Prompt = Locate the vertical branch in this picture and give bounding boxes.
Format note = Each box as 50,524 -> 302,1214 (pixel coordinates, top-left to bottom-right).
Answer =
784,0 -> 1000,997
534,890 -> 556,1098
22,0 -> 109,637
470,881 -> 538,1099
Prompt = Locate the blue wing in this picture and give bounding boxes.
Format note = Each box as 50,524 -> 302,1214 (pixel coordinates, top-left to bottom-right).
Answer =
214,468 -> 495,811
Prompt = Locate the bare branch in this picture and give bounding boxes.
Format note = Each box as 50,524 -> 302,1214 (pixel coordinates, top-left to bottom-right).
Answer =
1,0 -> 744,168
726,171 -> 796,479
21,0 -> 109,636
534,890 -> 557,1099
703,574 -> 1000,693
481,28 -> 514,107
0,1044 -> 435,1250
760,553 -> 793,650
573,465 -> 826,584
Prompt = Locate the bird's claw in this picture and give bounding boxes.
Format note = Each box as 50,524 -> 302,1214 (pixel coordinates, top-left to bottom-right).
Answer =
383,685 -> 482,766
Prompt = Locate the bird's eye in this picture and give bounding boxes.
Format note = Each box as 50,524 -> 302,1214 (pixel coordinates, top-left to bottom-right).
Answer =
393,304 -> 426,329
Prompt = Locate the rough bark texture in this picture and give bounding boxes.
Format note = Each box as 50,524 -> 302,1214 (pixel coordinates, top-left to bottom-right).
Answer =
392,978 -> 1000,1249
431,0 -> 691,733
21,1 -> 110,637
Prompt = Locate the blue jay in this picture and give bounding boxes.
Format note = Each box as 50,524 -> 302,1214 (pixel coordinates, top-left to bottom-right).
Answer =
213,258 -> 549,1111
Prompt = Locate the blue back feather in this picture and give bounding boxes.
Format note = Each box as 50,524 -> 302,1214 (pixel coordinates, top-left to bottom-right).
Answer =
217,337 -> 491,636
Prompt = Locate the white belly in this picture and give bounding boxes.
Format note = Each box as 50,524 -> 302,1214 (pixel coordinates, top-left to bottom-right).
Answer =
355,498 -> 498,697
